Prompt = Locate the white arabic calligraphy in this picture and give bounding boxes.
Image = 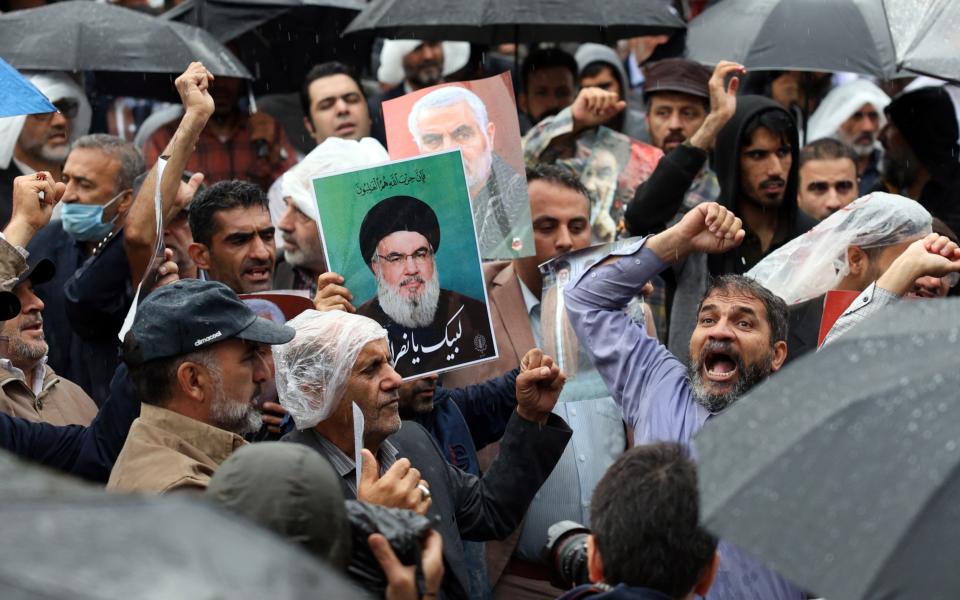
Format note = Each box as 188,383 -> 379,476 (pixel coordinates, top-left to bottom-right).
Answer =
392,304 -> 466,366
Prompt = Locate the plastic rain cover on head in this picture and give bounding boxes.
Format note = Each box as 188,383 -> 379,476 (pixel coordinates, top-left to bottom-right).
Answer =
273,309 -> 388,430
747,192 -> 932,305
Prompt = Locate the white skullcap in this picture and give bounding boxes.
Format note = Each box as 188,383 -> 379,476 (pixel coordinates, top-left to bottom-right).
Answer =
377,39 -> 471,86
273,309 -> 388,429
748,192 -> 932,305
807,78 -> 890,144
0,71 -> 92,169
279,137 -> 389,222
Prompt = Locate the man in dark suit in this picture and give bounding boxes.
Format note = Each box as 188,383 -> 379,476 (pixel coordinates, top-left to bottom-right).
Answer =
277,310 -> 571,600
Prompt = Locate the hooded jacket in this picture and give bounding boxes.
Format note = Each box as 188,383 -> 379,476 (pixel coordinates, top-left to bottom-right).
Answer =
708,95 -> 814,276
575,44 -> 648,142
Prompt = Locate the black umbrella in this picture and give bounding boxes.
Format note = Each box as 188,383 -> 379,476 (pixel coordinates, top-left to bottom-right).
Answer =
696,298 -> 960,600
343,0 -> 686,44
686,0 -> 902,79
0,451 -> 364,599
888,0 -> 960,83
163,0 -> 368,95
0,1 -> 251,101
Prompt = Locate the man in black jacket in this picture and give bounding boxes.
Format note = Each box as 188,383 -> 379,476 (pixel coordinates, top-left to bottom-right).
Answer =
278,310 -> 571,600
624,61 -> 815,362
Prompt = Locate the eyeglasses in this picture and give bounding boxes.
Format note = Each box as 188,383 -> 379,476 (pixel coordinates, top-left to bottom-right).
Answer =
373,247 -> 433,266
35,98 -> 79,121
806,180 -> 856,194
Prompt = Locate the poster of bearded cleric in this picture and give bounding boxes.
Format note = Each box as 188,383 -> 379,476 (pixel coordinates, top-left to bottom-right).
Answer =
382,72 -> 534,261
312,149 -> 498,379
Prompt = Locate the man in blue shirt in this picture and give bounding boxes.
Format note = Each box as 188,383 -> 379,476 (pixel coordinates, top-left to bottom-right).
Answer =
565,201 -> 802,600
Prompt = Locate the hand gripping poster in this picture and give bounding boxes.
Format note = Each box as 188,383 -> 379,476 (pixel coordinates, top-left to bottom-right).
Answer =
312,149 -> 498,379
382,72 -> 534,261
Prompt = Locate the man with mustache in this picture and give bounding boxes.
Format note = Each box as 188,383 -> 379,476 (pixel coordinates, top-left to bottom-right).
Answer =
356,195 -> 494,378
0,72 -> 91,228
408,86 -> 532,259
0,255 -> 97,427
565,201 -> 804,600
806,79 -> 890,196
108,279 -> 294,493
624,61 -> 815,363
187,180 -> 277,294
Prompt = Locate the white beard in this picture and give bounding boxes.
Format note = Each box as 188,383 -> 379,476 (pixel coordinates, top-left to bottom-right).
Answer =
207,367 -> 263,435
466,149 -> 494,190
376,270 -> 441,329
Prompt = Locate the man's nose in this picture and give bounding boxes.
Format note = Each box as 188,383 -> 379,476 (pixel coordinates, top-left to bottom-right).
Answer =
767,155 -> 786,177
382,365 -> 403,391
555,225 -> 574,253
277,206 -> 295,233
707,318 -> 736,341
421,44 -> 442,62
248,236 -> 271,261
823,189 -> 844,211
667,112 -> 682,130
50,111 -> 69,129
334,98 -> 350,115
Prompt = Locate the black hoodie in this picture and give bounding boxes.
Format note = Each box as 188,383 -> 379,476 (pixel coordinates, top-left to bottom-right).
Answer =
626,95 -> 814,275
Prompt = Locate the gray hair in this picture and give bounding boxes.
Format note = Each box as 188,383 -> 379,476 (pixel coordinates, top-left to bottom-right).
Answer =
72,133 -> 144,193
407,86 -> 489,147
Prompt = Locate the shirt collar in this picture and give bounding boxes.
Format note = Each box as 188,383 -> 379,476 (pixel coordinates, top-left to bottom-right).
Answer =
307,429 -> 400,492
11,157 -> 33,177
517,274 -> 540,317
0,356 -> 48,396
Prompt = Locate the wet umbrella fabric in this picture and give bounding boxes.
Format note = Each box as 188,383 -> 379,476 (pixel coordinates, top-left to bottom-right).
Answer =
163,0 -> 366,95
344,0 -> 685,44
686,0 -> 901,78
0,1 -> 250,100
0,58 -> 55,118
889,0 -> 960,83
0,450 -> 363,599
696,298 -> 960,600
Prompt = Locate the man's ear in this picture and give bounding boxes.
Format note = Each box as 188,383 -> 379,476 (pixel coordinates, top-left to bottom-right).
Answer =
770,339 -> 788,372
693,551 -> 721,597
117,189 -> 135,215
175,360 -> 208,405
586,534 -> 605,585
303,115 -> 316,136
847,246 -> 868,277
518,93 -> 529,115
486,121 -> 496,147
188,242 -> 212,271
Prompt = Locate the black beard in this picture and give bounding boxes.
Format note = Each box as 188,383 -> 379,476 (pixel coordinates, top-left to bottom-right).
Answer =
882,154 -> 920,190
688,345 -> 773,413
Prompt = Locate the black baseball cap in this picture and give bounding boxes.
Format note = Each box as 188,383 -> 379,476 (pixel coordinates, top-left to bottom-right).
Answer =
122,279 -> 295,366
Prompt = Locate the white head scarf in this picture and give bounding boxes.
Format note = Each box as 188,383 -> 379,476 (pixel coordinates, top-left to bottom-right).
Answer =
747,192 -> 932,305
0,72 -> 92,169
279,137 -> 389,222
806,78 -> 891,144
273,309 -> 388,430
377,39 -> 471,86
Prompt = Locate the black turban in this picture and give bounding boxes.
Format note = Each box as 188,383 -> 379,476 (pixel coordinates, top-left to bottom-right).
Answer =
358,195 -> 441,265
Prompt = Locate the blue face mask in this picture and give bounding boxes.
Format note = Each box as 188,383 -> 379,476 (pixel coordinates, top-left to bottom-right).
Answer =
61,190 -> 126,242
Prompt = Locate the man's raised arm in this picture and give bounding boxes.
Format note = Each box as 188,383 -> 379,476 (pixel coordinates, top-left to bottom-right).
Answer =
564,202 -> 744,435
123,62 -> 212,283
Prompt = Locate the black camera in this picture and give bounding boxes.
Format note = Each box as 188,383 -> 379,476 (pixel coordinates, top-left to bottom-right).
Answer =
542,520 -> 592,589
345,501 -> 437,596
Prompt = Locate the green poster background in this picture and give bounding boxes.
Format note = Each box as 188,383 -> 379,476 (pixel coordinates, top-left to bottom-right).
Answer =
312,149 -> 486,307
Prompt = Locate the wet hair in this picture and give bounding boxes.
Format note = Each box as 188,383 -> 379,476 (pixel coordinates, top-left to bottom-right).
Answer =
300,61 -> 365,119
188,180 -> 268,247
591,442 -> 718,596
521,47 -> 578,92
698,275 -> 788,344
525,164 -> 590,203
741,109 -> 795,149
71,134 -> 144,194
799,138 -> 858,169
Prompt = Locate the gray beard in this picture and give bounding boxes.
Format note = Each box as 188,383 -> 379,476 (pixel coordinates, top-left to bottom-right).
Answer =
8,336 -> 48,366
687,345 -> 773,413
207,366 -> 263,435
466,149 -> 493,190
376,271 -> 440,329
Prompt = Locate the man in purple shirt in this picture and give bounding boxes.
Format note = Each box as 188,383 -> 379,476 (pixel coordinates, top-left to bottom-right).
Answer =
565,202 -> 804,600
